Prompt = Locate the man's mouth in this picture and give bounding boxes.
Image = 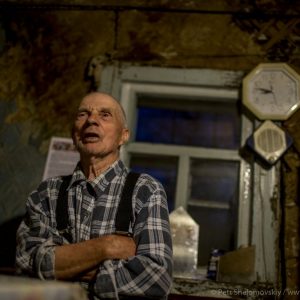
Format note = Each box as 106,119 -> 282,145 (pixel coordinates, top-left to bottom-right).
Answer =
82,132 -> 100,143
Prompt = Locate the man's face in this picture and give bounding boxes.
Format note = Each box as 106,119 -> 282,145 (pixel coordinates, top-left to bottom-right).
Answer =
72,93 -> 129,160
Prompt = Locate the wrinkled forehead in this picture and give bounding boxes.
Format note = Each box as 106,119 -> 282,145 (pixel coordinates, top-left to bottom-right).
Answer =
78,93 -> 119,111
77,92 -> 127,127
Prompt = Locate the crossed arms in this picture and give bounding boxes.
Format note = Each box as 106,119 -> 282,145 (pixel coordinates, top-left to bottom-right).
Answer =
54,234 -> 136,281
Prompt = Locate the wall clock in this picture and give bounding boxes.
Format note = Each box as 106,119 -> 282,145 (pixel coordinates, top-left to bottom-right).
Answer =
243,63 -> 300,120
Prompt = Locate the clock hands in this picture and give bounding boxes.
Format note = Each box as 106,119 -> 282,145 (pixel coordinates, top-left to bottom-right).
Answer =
269,82 -> 278,106
256,87 -> 273,94
255,85 -> 279,106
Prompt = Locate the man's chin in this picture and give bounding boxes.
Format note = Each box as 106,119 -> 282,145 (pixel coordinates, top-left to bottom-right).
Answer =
76,143 -> 100,156
75,142 -> 118,161
80,147 -> 100,156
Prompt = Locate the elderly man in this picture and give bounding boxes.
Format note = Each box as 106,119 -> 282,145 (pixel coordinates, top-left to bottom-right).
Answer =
16,92 -> 173,299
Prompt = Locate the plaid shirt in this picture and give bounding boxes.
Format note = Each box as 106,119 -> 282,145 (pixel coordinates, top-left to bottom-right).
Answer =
16,159 -> 173,299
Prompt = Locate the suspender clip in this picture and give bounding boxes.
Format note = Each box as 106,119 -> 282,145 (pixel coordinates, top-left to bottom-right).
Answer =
115,231 -> 133,237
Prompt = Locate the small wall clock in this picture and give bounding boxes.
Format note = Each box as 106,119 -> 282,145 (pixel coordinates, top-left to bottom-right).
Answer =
243,63 -> 300,120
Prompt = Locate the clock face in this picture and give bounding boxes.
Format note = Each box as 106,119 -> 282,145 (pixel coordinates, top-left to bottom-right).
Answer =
243,63 -> 300,120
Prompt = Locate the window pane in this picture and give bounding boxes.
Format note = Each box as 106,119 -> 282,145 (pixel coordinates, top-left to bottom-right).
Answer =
188,159 -> 240,266
190,159 -> 240,203
187,206 -> 236,266
129,154 -> 177,212
135,96 -> 241,149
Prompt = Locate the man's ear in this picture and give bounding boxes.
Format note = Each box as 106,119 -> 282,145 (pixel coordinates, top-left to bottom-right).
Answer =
119,128 -> 130,146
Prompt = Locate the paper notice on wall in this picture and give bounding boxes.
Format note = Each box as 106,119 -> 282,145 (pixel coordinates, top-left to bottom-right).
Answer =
42,136 -> 80,180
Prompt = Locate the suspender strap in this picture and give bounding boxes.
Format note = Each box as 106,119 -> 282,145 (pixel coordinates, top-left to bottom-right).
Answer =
115,172 -> 140,235
56,175 -> 72,232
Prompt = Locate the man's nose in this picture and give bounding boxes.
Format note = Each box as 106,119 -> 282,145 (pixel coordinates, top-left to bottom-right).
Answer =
86,111 -> 99,125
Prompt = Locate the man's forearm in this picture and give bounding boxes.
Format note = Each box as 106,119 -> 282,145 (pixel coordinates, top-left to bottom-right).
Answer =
55,234 -> 136,280
55,238 -> 104,280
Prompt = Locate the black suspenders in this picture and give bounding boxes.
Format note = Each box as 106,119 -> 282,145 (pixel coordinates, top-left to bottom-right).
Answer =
56,175 -> 72,233
56,172 -> 140,240
56,175 -> 72,242
115,172 -> 140,236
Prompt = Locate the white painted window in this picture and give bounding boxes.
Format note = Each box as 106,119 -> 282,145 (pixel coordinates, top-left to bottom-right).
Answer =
100,65 -> 277,282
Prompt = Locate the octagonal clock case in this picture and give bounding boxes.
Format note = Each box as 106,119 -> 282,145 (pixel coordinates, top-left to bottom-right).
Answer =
242,63 -> 300,120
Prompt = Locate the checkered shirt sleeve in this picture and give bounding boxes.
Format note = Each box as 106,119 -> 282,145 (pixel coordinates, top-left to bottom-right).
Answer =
92,174 -> 173,299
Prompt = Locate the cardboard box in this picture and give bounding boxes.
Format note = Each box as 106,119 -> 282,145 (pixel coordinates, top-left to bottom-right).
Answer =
217,246 -> 256,284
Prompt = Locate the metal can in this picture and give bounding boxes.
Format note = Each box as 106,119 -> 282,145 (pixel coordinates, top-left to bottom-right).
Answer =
207,249 -> 225,280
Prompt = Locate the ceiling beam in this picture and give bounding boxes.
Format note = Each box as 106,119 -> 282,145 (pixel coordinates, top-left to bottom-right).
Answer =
0,0 -> 299,16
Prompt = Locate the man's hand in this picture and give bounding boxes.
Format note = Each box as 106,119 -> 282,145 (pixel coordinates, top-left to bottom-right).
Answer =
77,268 -> 98,282
55,234 -> 136,281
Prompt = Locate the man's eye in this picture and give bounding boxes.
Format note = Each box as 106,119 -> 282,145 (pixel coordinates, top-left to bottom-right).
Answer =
100,112 -> 111,118
77,112 -> 87,118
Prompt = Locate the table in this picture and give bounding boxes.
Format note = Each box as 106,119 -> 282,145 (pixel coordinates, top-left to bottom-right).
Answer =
0,275 -> 88,300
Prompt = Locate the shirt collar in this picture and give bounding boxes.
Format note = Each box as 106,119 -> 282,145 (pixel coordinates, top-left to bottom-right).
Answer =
68,159 -> 127,192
